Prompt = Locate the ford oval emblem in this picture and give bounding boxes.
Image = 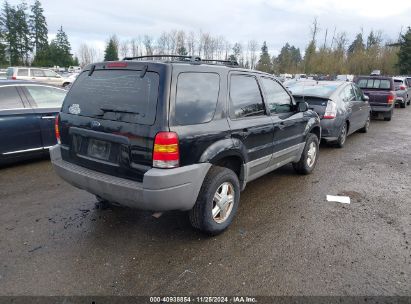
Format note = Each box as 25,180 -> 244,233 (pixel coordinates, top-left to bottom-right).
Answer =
68,104 -> 81,115
90,121 -> 101,128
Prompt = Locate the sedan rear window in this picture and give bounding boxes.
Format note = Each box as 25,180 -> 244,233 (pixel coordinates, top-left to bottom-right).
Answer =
357,79 -> 391,90
62,70 -> 159,125
290,85 -> 338,98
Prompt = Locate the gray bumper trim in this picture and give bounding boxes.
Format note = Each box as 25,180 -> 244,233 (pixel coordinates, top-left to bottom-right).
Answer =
50,145 -> 211,211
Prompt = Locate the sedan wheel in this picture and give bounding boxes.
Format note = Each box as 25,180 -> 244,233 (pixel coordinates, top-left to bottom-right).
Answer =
332,122 -> 347,148
360,115 -> 370,133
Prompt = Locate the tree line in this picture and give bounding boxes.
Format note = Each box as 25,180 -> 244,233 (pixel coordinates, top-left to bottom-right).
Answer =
99,22 -> 410,75
1,1 -> 410,75
0,0 -> 78,68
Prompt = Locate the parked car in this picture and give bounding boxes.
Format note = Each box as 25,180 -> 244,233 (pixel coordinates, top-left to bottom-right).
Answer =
393,77 -> 410,108
6,67 -> 71,87
0,81 -> 67,164
370,70 -> 381,76
50,56 -> 321,235
355,76 -> 396,121
290,81 -> 371,148
0,69 -> 7,79
336,74 -> 354,82
68,66 -> 81,73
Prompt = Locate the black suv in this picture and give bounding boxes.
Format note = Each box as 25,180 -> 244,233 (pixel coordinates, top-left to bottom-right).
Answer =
51,55 -> 321,235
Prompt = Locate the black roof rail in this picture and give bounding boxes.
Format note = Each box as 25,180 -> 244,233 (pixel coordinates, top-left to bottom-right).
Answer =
123,55 -> 201,63
122,55 -> 239,67
201,59 -> 239,67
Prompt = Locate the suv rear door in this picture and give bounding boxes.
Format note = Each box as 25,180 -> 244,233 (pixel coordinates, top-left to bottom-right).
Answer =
227,72 -> 274,179
59,62 -> 169,182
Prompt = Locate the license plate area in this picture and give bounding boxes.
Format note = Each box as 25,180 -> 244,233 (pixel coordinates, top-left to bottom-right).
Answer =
87,139 -> 111,161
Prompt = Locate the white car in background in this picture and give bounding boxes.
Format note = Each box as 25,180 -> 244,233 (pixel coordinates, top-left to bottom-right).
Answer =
336,74 -> 354,82
6,67 -> 71,87
68,66 -> 81,73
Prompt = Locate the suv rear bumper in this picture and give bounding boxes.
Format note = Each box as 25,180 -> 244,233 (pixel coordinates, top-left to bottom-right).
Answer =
50,145 -> 210,211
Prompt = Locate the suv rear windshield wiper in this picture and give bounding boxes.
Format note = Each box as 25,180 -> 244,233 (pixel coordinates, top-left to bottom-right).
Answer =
99,107 -> 142,116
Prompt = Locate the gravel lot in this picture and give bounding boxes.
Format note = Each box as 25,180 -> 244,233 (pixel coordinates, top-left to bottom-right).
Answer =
0,106 -> 410,296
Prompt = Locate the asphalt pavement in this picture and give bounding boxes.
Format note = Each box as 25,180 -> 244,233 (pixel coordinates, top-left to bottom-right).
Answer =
0,106 -> 410,296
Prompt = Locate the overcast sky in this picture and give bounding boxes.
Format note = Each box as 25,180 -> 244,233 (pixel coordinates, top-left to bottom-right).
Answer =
6,0 -> 411,58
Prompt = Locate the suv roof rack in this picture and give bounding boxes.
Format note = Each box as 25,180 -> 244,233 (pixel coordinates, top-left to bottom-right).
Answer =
123,55 -> 239,67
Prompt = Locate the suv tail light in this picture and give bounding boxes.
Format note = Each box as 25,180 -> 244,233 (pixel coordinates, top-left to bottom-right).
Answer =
323,100 -> 337,119
55,114 -> 61,144
153,132 -> 179,168
387,92 -> 395,104
399,85 -> 406,90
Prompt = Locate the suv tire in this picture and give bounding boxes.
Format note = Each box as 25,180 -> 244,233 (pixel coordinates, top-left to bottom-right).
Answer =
400,101 -> 406,108
189,166 -> 240,235
292,133 -> 319,175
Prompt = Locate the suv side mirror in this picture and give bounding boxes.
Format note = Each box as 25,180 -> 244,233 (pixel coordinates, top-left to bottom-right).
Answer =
297,101 -> 309,112
363,95 -> 369,102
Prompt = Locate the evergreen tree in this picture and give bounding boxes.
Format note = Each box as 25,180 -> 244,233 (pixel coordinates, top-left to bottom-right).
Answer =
1,1 -> 32,65
1,1 -> 17,65
14,2 -> 32,65
276,43 -> 302,73
256,41 -> 272,73
397,27 -> 411,74
304,40 -> 316,73
0,16 -> 6,66
29,0 -> 48,53
177,46 -> 187,56
104,36 -> 119,61
47,26 -> 74,67
348,33 -> 365,54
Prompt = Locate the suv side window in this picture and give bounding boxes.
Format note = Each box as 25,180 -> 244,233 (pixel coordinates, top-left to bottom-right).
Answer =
260,77 -> 292,113
175,72 -> 220,125
229,74 -> 265,119
17,69 -> 29,77
0,87 -> 25,109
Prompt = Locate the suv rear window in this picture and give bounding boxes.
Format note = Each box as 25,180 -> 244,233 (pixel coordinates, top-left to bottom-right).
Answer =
357,78 -> 391,90
175,72 -> 219,125
62,70 -> 159,125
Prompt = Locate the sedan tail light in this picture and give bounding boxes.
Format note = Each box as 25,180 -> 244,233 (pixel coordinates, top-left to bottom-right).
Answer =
323,100 -> 337,119
399,85 -> 406,90
55,114 -> 61,144
153,132 -> 179,168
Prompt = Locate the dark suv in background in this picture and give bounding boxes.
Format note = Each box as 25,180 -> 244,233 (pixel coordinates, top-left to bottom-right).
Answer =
51,55 -> 321,235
